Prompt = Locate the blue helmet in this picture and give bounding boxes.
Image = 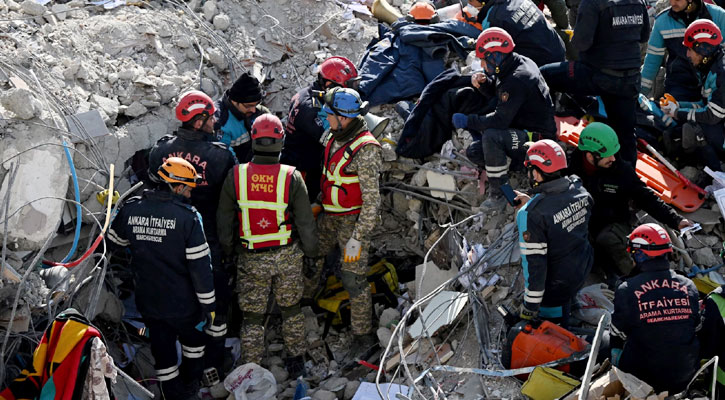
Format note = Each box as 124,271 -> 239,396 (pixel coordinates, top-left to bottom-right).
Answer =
322,88 -> 367,118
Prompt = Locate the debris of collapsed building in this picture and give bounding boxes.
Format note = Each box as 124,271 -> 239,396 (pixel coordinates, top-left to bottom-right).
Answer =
1,0 -> 725,398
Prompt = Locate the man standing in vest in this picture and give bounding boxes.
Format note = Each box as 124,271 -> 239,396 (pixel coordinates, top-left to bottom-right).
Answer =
314,87 -> 382,357
216,114 -> 317,379
700,284 -> 725,396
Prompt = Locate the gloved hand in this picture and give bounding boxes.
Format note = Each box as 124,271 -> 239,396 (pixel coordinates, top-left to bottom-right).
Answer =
519,304 -> 538,321
611,348 -> 622,366
599,283 -> 615,302
659,93 -> 679,117
303,256 -> 318,279
343,238 -> 362,263
196,311 -> 216,332
96,189 -> 120,205
452,113 -> 469,129
311,203 -> 323,219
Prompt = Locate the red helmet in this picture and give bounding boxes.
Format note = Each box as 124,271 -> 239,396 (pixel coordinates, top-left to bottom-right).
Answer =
406,2 -> 439,24
524,139 -> 567,174
683,19 -> 722,56
176,90 -> 215,123
318,56 -> 359,88
475,27 -> 515,59
627,223 -> 673,257
251,113 -> 284,141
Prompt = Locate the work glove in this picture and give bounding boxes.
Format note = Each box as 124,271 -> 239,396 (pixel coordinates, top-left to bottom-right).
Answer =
343,238 -> 362,263
303,256 -> 318,279
311,203 -> 323,219
519,304 -> 538,321
599,283 -> 615,302
659,93 -> 679,117
96,189 -> 120,205
452,113 -> 469,129
196,311 -> 216,332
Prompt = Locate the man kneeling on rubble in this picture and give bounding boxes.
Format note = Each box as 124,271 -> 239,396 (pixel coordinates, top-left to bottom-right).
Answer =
610,223 -> 700,394
452,27 -> 556,212
513,140 -> 593,327
567,122 -> 693,285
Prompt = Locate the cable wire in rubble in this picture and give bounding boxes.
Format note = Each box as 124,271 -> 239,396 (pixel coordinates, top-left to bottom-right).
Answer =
376,212 -> 523,399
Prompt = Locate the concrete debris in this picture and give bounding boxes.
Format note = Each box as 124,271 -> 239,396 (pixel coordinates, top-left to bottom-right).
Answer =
691,247 -> 720,267
312,389 -> 337,400
0,88 -> 43,120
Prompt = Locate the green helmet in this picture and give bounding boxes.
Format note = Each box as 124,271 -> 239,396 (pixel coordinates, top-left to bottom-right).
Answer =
578,122 -> 620,158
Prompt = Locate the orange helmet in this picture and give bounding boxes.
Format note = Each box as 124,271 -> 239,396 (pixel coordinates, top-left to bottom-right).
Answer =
175,90 -> 215,123
406,2 -> 439,24
157,157 -> 200,188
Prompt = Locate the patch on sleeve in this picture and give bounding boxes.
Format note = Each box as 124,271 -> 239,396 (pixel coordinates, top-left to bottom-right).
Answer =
500,91 -> 509,102
522,231 -> 530,242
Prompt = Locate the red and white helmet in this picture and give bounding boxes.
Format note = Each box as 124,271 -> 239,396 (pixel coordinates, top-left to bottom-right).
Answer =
627,223 -> 673,257
684,19 -> 722,56
475,27 -> 515,59
524,139 -> 567,174
251,113 -> 284,141
318,56 -> 359,88
175,90 -> 215,123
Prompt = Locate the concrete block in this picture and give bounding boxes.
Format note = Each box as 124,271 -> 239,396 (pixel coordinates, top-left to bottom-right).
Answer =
415,261 -> 459,302
426,170 -> 456,200
0,127 -> 68,251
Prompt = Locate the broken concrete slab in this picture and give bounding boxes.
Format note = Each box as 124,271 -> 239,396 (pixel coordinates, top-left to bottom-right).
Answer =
65,109 -> 110,143
426,170 -> 456,200
414,261 -> 459,302
408,291 -> 468,339
0,88 -> 43,120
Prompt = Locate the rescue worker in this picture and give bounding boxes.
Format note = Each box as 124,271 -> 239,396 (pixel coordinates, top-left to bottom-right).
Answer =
148,91 -> 237,375
568,122 -> 693,281
514,140 -> 593,326
699,284 -> 725,396
108,158 -> 215,400
214,72 -> 271,163
661,19 -> 725,173
282,56 -> 359,202
640,0 -> 725,102
314,87 -> 382,357
610,223 -> 700,394
216,114 -> 317,378
452,28 -> 556,211
540,0 -> 650,164
468,0 -> 566,66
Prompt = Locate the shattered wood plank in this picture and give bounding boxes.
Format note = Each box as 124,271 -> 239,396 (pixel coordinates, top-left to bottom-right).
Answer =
385,341 -> 419,371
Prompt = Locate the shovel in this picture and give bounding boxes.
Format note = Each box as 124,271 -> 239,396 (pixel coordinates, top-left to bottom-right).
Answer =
636,138 -> 706,198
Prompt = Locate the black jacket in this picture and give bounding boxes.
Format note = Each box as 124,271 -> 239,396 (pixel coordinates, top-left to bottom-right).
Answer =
108,190 -> 216,320
148,127 -> 237,266
467,53 -> 556,137
567,149 -> 682,234
517,175 -> 594,311
477,0 -> 566,66
572,0 -> 650,70
611,257 -> 700,394
281,82 -> 326,173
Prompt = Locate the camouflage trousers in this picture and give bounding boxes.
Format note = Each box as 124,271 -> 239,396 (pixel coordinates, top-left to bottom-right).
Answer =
237,242 -> 305,364
315,213 -> 372,336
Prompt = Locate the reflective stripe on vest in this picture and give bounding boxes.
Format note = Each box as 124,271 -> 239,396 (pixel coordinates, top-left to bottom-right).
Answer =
321,131 -> 380,214
708,292 -> 725,385
235,163 -> 294,249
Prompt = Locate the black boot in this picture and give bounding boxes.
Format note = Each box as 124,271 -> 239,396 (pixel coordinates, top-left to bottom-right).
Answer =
285,355 -> 306,379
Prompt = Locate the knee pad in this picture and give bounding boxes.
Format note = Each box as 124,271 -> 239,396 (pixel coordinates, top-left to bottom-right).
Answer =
341,271 -> 368,298
279,303 -> 301,321
244,311 -> 264,326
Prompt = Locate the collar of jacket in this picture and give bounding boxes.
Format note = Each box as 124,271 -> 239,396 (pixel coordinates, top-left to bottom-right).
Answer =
633,256 -> 671,273
222,92 -> 248,121
175,126 -> 214,141
496,53 -> 519,78
144,188 -> 190,203
531,175 -> 573,194
251,154 -> 280,164
331,115 -> 367,143
669,0 -> 707,25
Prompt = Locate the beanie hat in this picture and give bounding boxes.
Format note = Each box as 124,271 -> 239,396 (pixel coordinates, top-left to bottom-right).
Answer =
227,72 -> 263,103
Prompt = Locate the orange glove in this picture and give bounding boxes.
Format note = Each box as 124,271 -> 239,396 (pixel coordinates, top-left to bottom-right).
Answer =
311,203 -> 322,219
659,93 -> 679,116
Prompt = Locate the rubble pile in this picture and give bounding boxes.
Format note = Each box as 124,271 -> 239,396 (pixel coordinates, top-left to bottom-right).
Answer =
1,0 -> 725,398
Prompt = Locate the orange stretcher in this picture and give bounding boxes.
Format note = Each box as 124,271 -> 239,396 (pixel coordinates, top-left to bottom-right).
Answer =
555,116 -> 705,213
